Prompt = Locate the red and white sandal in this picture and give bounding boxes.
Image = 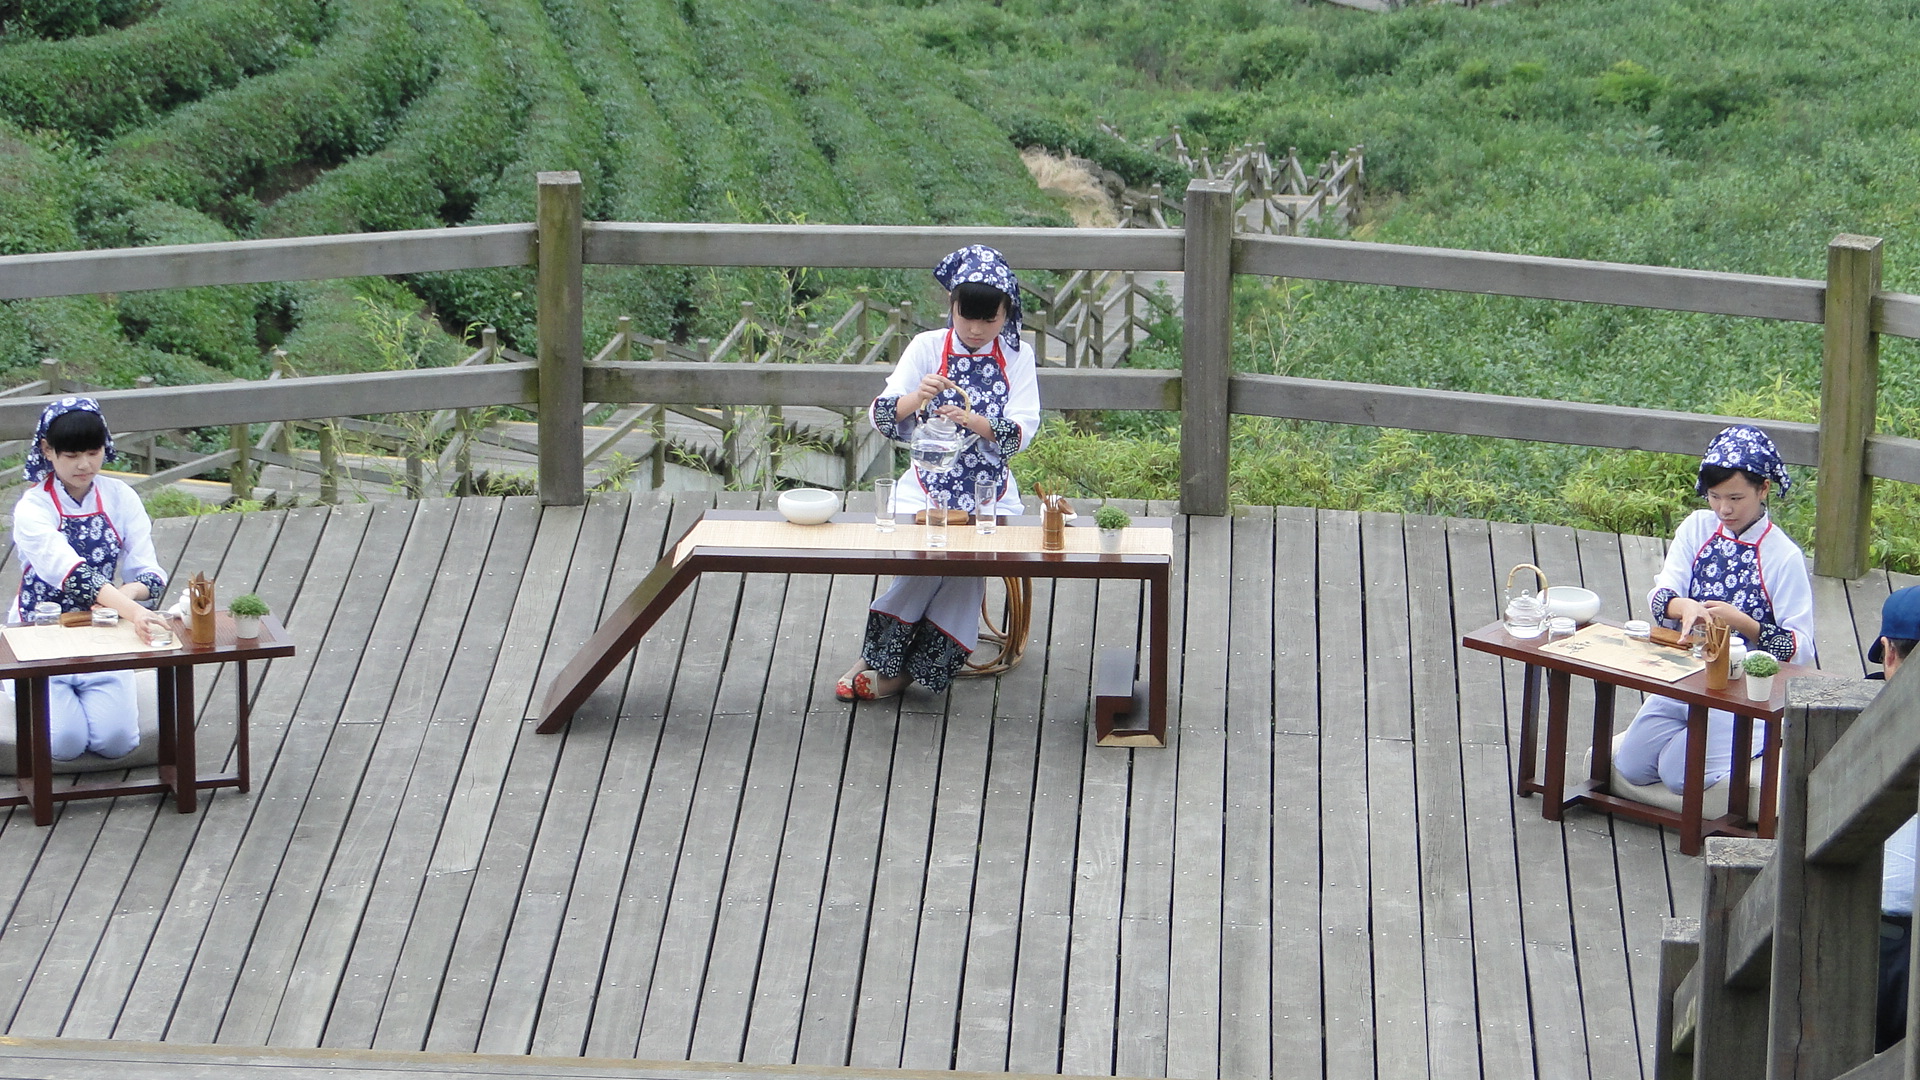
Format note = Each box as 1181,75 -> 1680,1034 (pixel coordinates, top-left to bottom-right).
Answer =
852,669 -> 901,701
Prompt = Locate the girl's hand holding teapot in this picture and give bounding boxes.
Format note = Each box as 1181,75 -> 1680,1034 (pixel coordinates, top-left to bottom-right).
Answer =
899,373 -> 958,416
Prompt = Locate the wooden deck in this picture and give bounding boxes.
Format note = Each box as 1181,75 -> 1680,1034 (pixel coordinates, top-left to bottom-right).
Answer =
0,492 -> 1905,1080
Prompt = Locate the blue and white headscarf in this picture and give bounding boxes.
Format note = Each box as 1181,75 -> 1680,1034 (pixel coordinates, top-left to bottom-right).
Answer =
23,396 -> 115,483
933,244 -> 1023,353
1697,423 -> 1790,497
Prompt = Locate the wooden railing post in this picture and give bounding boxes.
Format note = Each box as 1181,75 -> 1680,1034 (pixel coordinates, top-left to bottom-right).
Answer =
1656,917 -> 1700,1080
1768,678 -> 1883,1079
319,424 -> 337,503
1814,234 -> 1881,579
1693,838 -> 1773,1080
229,424 -> 251,501
1181,178 -> 1233,516
536,170 -> 585,506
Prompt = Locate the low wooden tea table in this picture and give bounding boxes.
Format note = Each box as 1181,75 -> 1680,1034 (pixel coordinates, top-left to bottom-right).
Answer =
1462,618 -> 1820,855
0,613 -> 294,825
538,510 -> 1175,747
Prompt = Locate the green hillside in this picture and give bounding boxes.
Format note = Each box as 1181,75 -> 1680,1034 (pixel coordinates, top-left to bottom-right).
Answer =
4,0 -> 1919,562
0,0 -> 1063,385
847,0 -> 1920,564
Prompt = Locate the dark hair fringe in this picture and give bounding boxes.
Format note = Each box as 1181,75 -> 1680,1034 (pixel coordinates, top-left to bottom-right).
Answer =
1890,638 -> 1918,663
44,409 -> 108,454
951,279 -> 1009,322
1698,463 -> 1768,492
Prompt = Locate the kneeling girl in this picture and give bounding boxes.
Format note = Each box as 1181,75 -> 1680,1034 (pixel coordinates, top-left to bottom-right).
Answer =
12,398 -> 171,759
1614,424 -> 1815,793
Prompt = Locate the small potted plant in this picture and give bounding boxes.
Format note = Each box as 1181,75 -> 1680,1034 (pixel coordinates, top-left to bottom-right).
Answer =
1743,651 -> 1780,701
1094,505 -> 1131,553
229,593 -> 269,640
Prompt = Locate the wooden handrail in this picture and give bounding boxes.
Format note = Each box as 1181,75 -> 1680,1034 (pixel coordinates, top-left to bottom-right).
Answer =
0,224 -> 535,299
0,175 -> 1915,540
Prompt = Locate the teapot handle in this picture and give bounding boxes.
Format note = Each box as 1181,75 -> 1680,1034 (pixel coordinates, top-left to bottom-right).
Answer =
1504,562 -> 1548,595
921,384 -> 974,416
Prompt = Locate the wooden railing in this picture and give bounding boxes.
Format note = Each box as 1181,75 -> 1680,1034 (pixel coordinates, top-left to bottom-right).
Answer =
1115,129 -> 1365,236
1656,671 -> 1920,1080
0,175 -> 1915,574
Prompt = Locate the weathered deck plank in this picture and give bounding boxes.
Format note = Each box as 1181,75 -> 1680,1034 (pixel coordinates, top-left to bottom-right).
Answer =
1219,507 -> 1273,1080
0,498 -> 1775,1080
1268,506 -> 1324,1079
1316,509 -> 1374,1080
1444,517 -> 1537,1080
1403,514 -> 1480,1080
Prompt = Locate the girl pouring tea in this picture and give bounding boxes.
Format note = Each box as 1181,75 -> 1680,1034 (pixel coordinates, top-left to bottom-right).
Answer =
834,245 -> 1041,701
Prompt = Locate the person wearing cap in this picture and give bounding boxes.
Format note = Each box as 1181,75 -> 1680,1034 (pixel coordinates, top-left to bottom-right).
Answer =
1872,586 -> 1920,1051
1614,424 -> 1817,793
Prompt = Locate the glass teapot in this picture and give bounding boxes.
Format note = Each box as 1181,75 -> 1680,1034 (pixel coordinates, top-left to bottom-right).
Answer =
904,386 -> 978,475
1504,563 -> 1549,639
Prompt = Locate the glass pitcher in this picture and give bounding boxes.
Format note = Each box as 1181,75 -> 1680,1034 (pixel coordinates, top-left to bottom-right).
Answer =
905,386 -> 978,475
1504,563 -> 1549,639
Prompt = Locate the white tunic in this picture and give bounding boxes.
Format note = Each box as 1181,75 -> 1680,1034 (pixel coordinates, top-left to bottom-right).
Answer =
10,474 -> 167,620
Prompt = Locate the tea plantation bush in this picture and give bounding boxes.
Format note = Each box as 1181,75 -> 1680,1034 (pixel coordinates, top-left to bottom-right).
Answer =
103,0 -> 432,225
0,0 -> 326,137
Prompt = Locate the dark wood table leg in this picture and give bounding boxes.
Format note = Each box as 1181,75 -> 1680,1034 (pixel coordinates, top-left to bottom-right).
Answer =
235,660 -> 251,793
1758,713 -> 1781,839
1516,664 -> 1543,797
171,665 -> 196,814
18,677 -> 51,826
155,668 -> 177,775
1681,703 -> 1709,856
1542,669 -> 1572,821
1147,566 -> 1169,746
1590,682 -> 1617,788
1727,713 -> 1754,824
536,556 -> 697,733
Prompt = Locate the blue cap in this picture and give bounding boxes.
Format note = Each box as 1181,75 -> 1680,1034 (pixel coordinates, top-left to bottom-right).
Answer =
1870,586 -> 1920,664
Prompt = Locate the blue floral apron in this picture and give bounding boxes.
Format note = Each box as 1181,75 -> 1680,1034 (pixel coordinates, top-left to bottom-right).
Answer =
18,478 -> 123,614
914,331 -> 1012,515
1688,521 -> 1775,630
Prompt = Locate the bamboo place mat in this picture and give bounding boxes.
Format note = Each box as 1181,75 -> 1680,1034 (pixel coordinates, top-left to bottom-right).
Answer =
3,620 -> 168,662
672,518 -> 1174,565
1538,623 -> 1705,684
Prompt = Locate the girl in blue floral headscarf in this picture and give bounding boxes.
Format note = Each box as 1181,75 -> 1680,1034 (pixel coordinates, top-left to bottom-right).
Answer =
1614,424 -> 1816,793
10,397 -> 170,760
834,246 -> 1042,701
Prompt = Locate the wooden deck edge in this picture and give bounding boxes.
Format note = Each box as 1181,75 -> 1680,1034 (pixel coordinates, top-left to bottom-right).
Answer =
0,1036 -> 1154,1080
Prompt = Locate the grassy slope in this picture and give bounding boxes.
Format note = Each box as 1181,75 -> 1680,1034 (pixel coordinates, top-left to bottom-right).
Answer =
852,0 -> 1920,565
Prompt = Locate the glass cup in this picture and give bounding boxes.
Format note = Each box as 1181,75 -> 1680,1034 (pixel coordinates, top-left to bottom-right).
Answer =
29,601 -> 58,627
927,491 -> 949,549
142,617 -> 176,648
974,476 -> 998,535
874,478 -> 896,533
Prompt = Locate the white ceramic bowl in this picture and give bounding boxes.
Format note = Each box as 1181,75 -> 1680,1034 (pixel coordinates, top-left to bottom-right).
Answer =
777,487 -> 840,525
1545,586 -> 1602,625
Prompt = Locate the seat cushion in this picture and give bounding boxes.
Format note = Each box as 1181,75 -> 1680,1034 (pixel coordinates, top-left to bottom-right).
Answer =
0,670 -> 162,775
1584,732 -> 1768,821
